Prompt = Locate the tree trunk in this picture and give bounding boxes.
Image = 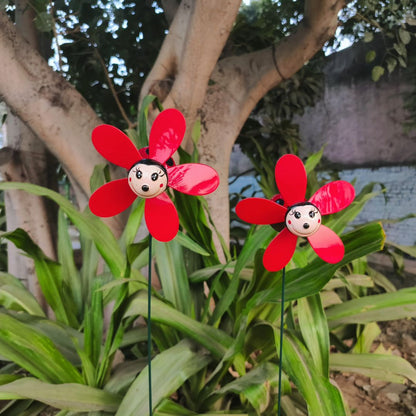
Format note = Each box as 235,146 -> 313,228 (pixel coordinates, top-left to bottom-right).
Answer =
141,0 -> 344,247
0,0 -> 345,250
0,1 -> 57,309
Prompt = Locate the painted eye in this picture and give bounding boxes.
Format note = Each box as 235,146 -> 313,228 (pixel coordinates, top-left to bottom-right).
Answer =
294,211 -> 301,219
136,170 -> 142,179
151,172 -> 159,181
309,211 -> 315,218
275,198 -> 285,206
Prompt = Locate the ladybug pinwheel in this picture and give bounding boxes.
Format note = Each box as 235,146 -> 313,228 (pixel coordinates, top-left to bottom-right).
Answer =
236,154 -> 355,271
89,109 -> 219,242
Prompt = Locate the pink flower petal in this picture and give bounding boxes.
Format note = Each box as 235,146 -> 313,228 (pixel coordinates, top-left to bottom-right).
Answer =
148,109 -> 186,164
89,179 -> 137,217
92,125 -> 141,169
309,181 -> 355,215
145,193 -> 179,242
275,154 -> 307,206
168,164 -> 219,195
307,225 -> 345,263
236,198 -> 287,225
263,228 -> 298,271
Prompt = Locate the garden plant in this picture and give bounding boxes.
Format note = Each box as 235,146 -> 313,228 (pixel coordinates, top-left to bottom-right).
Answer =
0,102 -> 415,416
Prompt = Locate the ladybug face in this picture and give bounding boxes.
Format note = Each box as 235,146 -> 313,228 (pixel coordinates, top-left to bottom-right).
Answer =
285,203 -> 321,237
128,161 -> 168,198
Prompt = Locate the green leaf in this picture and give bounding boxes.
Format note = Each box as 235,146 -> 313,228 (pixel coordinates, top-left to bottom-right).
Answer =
297,294 -> 329,377
363,32 -> 374,43
58,210 -> 82,315
154,239 -> 193,316
243,223 -> 385,310
372,65 -> 385,82
398,28 -> 411,45
34,12 -> 53,32
0,272 -> 45,316
304,148 -> 324,175
0,312 -> 83,384
175,231 -> 210,256
0,378 -> 121,412
213,362 -> 289,413
326,287 -> 416,328
0,182 -> 126,277
386,240 -> 416,258
386,57 -> 397,74
352,322 -> 381,354
136,94 -> 161,148
125,291 -> 233,358
0,228 -> 78,327
330,353 -> 416,384
274,331 -> 347,416
116,340 -> 211,416
365,50 -> 376,63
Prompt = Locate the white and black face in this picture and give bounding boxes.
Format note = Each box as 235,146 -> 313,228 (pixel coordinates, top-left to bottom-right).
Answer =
285,203 -> 321,237
128,162 -> 168,199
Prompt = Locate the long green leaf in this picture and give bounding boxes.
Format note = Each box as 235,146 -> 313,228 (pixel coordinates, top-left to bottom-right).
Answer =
297,294 -> 329,377
211,226 -> 275,325
57,209 -> 82,314
242,223 -> 385,314
0,182 -> 126,277
326,287 -> 416,328
116,340 -> 211,416
275,331 -> 347,416
154,239 -> 193,316
330,353 -> 416,384
0,312 -> 82,384
214,362 -> 289,414
8,313 -> 82,366
0,272 -> 45,316
0,228 -> 78,327
125,291 -> 233,358
0,378 -> 121,412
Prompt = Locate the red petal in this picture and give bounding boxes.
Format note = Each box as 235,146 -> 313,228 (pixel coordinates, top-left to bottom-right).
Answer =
236,198 -> 287,225
92,125 -> 141,169
145,193 -> 179,242
275,154 -> 307,206
148,109 -> 186,164
168,164 -> 219,195
89,179 -> 137,217
263,228 -> 298,271
309,181 -> 355,215
307,225 -> 345,263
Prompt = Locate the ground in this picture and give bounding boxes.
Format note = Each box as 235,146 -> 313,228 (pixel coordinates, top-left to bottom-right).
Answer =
335,319 -> 416,416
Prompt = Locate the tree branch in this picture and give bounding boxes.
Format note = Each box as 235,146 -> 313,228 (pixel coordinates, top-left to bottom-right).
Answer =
0,11 -> 103,199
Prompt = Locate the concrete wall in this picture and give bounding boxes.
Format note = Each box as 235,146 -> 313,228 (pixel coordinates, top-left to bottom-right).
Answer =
296,40 -> 416,167
230,40 -> 416,248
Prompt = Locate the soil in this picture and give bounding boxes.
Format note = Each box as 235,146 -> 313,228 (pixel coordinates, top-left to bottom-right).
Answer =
335,319 -> 416,415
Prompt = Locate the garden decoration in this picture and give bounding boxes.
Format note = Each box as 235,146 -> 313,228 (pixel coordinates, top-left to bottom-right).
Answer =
89,108 -> 219,415
236,153 -> 355,415
89,108 -> 219,242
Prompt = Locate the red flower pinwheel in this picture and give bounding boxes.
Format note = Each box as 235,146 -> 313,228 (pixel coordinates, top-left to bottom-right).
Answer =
236,154 -> 355,271
89,109 -> 219,242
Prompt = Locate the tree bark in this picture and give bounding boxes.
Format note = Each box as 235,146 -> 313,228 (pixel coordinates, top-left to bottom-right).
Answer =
0,0 -> 345,250
0,1 -> 57,309
141,0 -> 344,247
0,11 -> 125,236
